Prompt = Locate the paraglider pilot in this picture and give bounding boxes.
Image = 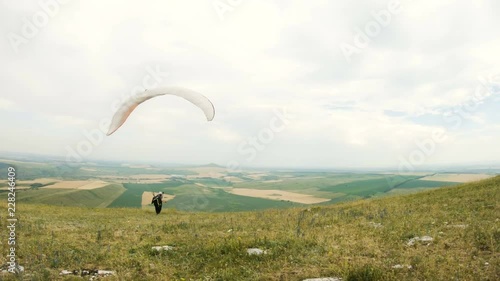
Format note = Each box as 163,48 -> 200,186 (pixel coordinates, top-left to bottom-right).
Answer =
152,192 -> 163,215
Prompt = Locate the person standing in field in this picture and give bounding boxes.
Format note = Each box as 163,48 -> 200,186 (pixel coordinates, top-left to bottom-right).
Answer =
151,191 -> 164,215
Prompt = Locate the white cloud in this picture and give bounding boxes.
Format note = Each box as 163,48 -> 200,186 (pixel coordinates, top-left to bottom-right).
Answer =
0,98 -> 15,109
1,0 -> 499,167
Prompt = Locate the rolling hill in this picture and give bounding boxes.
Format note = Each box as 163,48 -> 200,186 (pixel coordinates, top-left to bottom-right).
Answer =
1,176 -> 498,280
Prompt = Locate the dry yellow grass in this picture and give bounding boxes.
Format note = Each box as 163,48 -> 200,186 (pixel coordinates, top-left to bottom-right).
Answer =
421,173 -> 494,182
0,176 -> 498,280
43,180 -> 109,190
228,188 -> 331,204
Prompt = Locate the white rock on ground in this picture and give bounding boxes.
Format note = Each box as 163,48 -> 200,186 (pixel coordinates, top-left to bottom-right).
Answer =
247,248 -> 267,255
60,270 -> 73,275
407,236 -> 433,246
98,270 -> 116,276
152,245 -> 174,251
2,264 -> 24,274
392,264 -> 412,269
303,277 -> 342,281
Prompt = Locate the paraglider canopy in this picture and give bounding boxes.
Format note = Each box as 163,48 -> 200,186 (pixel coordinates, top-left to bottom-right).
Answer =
107,86 -> 215,136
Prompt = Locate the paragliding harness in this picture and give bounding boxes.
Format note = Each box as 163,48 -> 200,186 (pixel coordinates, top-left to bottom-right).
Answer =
151,192 -> 163,214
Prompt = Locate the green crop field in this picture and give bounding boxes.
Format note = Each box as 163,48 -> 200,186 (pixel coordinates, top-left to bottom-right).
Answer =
107,182 -> 300,212
2,160 -> 492,213
107,182 -> 184,208
318,175 -> 423,197
4,173 -> 468,212
193,177 -> 232,187
395,179 -> 458,189
166,188 -> 301,212
233,173 -> 388,191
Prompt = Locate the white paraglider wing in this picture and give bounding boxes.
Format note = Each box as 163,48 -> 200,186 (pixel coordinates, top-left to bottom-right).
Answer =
107,87 -> 215,136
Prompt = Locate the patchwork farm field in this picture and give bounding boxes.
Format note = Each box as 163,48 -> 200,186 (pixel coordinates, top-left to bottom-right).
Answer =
1,175 -> 498,280
1,158 -> 498,212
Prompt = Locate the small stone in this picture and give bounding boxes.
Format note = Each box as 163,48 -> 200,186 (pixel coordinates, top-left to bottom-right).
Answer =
247,248 -> 267,255
152,245 -> 174,251
407,236 -> 433,246
420,236 -> 433,243
392,264 -> 412,269
97,270 -> 115,276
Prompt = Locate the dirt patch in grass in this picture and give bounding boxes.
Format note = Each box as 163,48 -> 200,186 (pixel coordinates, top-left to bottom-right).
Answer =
228,188 -> 330,204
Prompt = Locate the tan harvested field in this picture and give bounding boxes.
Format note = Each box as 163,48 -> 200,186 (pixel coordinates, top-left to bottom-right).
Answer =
121,164 -> 153,169
0,158 -> 47,165
421,173 -> 494,182
381,171 -> 430,176
100,174 -> 171,183
263,179 -> 283,183
223,176 -> 244,183
16,178 -> 61,185
141,192 -> 176,206
128,174 -> 171,180
0,186 -> 30,190
246,173 -> 268,180
80,167 -> 97,172
228,188 -> 330,204
43,180 -> 110,190
187,167 -> 227,178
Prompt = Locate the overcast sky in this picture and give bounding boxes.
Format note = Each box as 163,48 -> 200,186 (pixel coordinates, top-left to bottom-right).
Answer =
1,0 -> 499,169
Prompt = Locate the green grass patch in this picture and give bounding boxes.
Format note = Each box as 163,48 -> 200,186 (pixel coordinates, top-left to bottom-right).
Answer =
15,184 -> 126,207
319,175 -> 422,197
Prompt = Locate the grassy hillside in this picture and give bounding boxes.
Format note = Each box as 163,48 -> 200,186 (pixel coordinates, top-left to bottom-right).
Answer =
15,184 -> 126,208
1,176 -> 498,280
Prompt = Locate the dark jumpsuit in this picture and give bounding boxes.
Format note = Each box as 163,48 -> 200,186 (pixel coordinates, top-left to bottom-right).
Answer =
151,194 -> 163,214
